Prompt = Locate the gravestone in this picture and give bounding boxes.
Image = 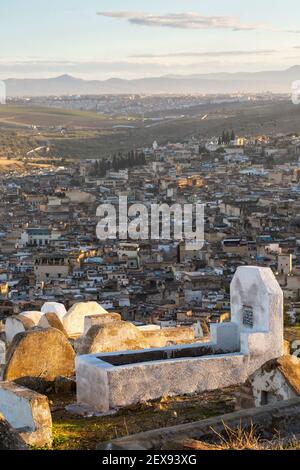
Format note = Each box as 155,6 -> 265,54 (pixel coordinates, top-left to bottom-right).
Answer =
3,328 -> 75,389
5,315 -> 35,344
230,266 -> 284,373
38,312 -> 68,337
83,312 -> 121,334
63,301 -> 108,336
0,381 -> 52,447
75,266 -> 285,413
77,321 -> 150,355
21,311 -> 43,325
41,302 -> 66,321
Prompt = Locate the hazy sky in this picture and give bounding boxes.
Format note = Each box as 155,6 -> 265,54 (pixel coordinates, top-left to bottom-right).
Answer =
1,0 -> 300,79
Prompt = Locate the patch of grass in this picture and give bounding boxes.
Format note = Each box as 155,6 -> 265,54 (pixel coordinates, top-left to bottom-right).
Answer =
50,388 -> 236,450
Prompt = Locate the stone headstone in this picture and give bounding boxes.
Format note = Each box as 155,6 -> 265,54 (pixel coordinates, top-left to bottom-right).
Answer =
38,312 -> 68,337
230,266 -> 284,373
5,315 -> 35,344
21,311 -> 43,325
0,412 -> 28,450
41,302 -> 67,321
0,381 -> 52,447
77,321 -> 150,355
83,312 -> 121,335
63,301 -> 108,336
3,328 -> 75,387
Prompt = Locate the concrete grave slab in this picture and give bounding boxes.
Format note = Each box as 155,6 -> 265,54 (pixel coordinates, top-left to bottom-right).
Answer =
0,381 -> 52,447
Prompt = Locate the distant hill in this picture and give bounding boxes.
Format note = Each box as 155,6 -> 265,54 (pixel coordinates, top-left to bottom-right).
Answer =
4,66 -> 300,96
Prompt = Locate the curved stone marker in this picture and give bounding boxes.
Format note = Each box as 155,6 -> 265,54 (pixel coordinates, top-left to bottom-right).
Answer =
38,312 -> 68,337
77,321 -> 150,355
230,266 -> 284,375
41,302 -> 67,321
0,413 -> 28,450
63,301 -> 108,336
3,328 -> 75,389
21,311 -> 43,325
5,315 -> 35,344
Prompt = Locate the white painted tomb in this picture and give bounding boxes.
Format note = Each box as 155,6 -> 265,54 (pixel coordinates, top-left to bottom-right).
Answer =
76,267 -> 284,413
41,302 -> 67,321
63,301 -> 108,336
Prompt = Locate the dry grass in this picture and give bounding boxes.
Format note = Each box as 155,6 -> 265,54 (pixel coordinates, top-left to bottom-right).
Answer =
183,422 -> 300,451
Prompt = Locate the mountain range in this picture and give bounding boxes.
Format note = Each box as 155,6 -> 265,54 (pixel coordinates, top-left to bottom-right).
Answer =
4,66 -> 300,96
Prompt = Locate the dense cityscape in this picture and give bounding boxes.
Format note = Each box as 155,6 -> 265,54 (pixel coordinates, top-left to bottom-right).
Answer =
2,0 -> 300,459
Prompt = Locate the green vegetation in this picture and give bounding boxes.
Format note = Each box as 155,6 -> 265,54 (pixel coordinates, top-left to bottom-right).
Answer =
90,151 -> 147,177
1,99 -> 300,160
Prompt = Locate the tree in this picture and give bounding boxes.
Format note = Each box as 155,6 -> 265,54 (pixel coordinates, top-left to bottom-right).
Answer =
222,130 -> 226,144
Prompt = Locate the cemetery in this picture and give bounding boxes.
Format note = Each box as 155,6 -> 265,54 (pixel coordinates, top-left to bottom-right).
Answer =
0,265 -> 299,449
76,266 -> 284,412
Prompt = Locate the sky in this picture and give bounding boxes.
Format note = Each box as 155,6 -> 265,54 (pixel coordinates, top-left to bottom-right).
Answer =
1,0 -> 300,79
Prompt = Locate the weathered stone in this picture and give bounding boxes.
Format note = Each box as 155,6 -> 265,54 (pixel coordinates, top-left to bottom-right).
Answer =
77,321 -> 150,355
63,301 -> 108,336
0,412 -> 28,450
38,312 -> 68,337
83,313 -> 121,334
5,315 -> 35,344
143,326 -> 195,348
3,328 -> 75,388
0,381 -> 52,447
41,302 -> 66,321
21,311 -> 43,325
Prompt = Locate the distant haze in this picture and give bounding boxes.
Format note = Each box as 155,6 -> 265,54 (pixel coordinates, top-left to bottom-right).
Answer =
3,67 -> 300,97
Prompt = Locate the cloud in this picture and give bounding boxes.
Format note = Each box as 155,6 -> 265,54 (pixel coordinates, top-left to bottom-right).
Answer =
96,11 -> 269,32
0,58 -> 197,79
131,49 -> 277,59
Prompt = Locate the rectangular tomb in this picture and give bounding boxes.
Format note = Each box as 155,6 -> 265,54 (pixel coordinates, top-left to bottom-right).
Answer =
76,267 -> 284,413
76,346 -> 246,413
